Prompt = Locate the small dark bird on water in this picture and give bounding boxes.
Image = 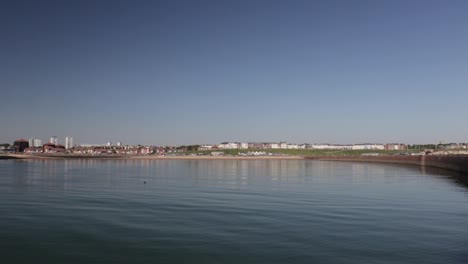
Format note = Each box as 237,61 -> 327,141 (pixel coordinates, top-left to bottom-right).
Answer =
144,181 -> 146,184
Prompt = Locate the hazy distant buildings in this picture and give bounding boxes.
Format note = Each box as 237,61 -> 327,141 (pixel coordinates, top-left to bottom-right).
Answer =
352,144 -> 385,150
14,139 -> 29,152
28,137 -> 35,147
29,137 -> 43,147
117,141 -> 121,147
384,144 -> 407,150
65,136 -> 73,149
240,143 -> 248,149
198,145 -> 214,151
33,138 -> 42,147
50,136 -> 58,145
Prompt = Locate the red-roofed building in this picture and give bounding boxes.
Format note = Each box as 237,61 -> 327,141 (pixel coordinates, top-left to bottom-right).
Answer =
43,143 -> 56,153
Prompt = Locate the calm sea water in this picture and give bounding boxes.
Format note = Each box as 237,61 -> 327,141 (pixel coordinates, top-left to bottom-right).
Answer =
0,159 -> 467,264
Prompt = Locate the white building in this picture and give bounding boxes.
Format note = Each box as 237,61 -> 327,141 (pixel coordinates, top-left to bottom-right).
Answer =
287,144 -> 299,149
218,142 -> 239,149
311,144 -> 354,150
65,136 -> 74,149
29,137 -> 35,147
340,144 -> 354,150
239,143 -> 248,149
279,142 -> 288,149
117,141 -> 122,147
50,136 -> 58,145
33,138 -> 42,147
352,144 -> 385,150
312,144 -> 329,150
271,143 -> 280,149
199,145 -> 213,151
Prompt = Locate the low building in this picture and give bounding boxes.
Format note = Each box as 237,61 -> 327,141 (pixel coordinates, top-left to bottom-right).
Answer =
55,144 -> 66,150
218,142 -> 239,149
248,142 -> 263,149
198,145 -> 213,151
353,144 -> 385,150
51,148 -> 65,153
24,147 -> 42,153
311,144 -> 329,150
287,144 -> 299,149
14,139 -> 29,152
127,148 -> 140,155
140,147 -> 152,155
385,144 -> 408,150
94,148 -> 112,154
43,143 -> 56,153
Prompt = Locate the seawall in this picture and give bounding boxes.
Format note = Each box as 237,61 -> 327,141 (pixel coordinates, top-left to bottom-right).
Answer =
305,155 -> 468,174
0,154 -> 19,160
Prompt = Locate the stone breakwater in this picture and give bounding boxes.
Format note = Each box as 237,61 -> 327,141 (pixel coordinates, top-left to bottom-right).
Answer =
305,155 -> 468,174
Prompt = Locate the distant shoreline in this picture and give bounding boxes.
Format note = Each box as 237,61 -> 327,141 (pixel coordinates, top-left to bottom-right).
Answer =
131,155 -> 305,160
2,153 -> 467,175
1,154 -> 305,160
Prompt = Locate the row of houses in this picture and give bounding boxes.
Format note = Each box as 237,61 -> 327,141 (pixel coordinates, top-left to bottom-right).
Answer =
199,142 -> 407,151
437,143 -> 468,149
200,142 -> 310,150
23,143 -> 165,155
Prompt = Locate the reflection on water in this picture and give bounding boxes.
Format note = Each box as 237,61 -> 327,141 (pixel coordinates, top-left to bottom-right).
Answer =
1,159 -> 468,264
9,159 -> 468,192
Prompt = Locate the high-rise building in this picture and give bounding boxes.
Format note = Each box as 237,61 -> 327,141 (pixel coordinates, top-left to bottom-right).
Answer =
29,137 -> 35,147
117,141 -> 121,147
65,136 -> 73,149
50,136 -> 58,145
33,138 -> 42,147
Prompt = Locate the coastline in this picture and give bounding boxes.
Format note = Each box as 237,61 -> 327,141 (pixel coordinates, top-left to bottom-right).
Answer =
130,155 -> 304,160
306,155 -> 468,175
1,154 -> 305,160
3,153 -> 467,175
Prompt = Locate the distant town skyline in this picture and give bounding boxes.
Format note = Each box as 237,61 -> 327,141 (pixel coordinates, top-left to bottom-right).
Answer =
2,0 -> 468,145
2,135 -> 466,148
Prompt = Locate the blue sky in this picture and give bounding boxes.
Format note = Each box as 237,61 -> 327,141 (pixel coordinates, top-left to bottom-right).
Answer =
1,0 -> 467,145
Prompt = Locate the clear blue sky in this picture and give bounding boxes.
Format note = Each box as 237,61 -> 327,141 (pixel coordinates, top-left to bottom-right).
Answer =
1,0 -> 467,145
